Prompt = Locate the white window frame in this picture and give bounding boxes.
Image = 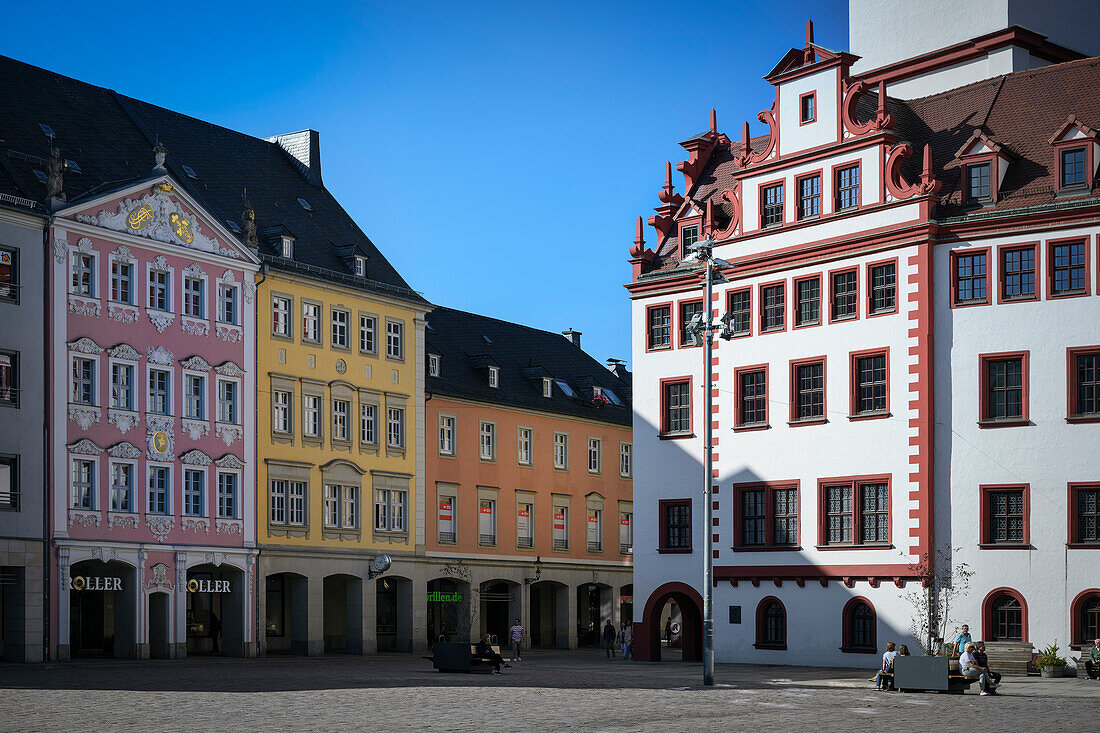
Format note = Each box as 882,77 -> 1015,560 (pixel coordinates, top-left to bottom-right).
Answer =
147,366 -> 171,416
109,460 -> 135,513
216,470 -> 240,519
71,457 -> 97,509
374,488 -> 407,532
71,354 -> 97,406
588,437 -> 602,474
70,250 -> 96,297
517,426 -> 533,466
360,401 -> 378,445
269,479 -> 287,525
387,405 -> 405,449
147,260 -> 173,312
303,393 -> 322,438
109,255 -> 135,305
543,378 -> 552,398
183,372 -> 206,421
359,312 -> 378,355
333,399 -> 350,442
479,420 -> 496,461
385,318 -> 404,360
488,366 -> 499,388
183,467 -> 206,517
183,273 -> 205,319
288,480 -> 306,525
271,295 -> 291,337
146,463 -> 171,516
273,389 -> 291,433
216,280 -> 239,325
109,360 -> 136,411
553,432 -> 568,470
428,354 -> 441,377
216,378 -> 240,425
302,301 -> 322,344
439,414 -> 456,456
620,442 -> 633,478
331,307 -> 350,349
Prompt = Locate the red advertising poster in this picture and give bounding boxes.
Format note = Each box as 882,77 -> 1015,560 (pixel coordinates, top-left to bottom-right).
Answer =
480,506 -> 493,514
438,502 -> 452,523
518,509 -> 529,517
621,517 -> 630,525
553,512 -> 565,529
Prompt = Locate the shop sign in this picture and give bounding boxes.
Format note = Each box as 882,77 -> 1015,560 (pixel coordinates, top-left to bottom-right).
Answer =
553,512 -> 565,530
427,591 -> 462,603
620,595 -> 633,604
187,578 -> 231,593
621,516 -> 630,525
439,501 -> 453,522
71,576 -> 122,591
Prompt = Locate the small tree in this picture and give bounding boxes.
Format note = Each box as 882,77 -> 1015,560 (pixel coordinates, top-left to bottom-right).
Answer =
904,547 -> 974,655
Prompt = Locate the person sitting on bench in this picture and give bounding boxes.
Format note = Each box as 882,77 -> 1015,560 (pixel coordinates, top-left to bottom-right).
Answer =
875,642 -> 898,690
1087,638 -> 1100,680
475,634 -> 510,675
974,642 -> 1001,688
960,642 -> 997,696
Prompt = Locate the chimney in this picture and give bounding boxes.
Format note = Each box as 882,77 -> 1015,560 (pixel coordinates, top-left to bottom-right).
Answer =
606,358 -> 629,380
562,329 -> 582,348
266,129 -> 322,186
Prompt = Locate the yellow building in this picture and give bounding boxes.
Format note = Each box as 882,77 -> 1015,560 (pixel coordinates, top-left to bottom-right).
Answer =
253,222 -> 431,655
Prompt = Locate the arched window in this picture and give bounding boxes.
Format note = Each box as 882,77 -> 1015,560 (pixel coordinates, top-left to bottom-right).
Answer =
1083,598 -> 1100,642
755,597 -> 786,649
982,588 -> 1028,642
1071,590 -> 1100,645
841,597 -> 876,652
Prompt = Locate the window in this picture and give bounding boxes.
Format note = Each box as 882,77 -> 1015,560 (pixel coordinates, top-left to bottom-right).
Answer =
844,599 -> 877,651
217,283 -> 238,324
479,420 -> 496,460
272,296 -> 290,336
797,174 -> 821,219
727,289 -> 750,336
980,352 -> 1028,424
680,225 -> 699,258
831,269 -> 858,320
71,459 -> 95,509
71,357 -> 95,405
1070,348 -> 1100,419
553,432 -> 568,469
1071,484 -> 1100,544
0,353 -> 14,406
302,302 -> 321,343
1049,240 -> 1087,296
361,403 -> 377,444
184,469 -> 205,516
148,369 -> 170,415
0,248 -> 17,302
982,486 -> 1027,545
359,314 -> 376,353
868,262 -> 896,314
428,354 -> 441,377
988,593 -> 1024,641
647,304 -> 671,350
552,505 -> 568,549
109,463 -> 132,513
387,406 -> 405,448
761,183 -> 784,227
386,319 -> 404,359
835,165 -> 860,210
819,476 -> 891,546
376,488 -> 407,532
488,366 -> 499,388
542,378 -> 552,398
184,375 -> 205,420
761,283 -> 785,332
354,256 -> 367,277
660,500 -> 691,551
324,485 -> 357,529
800,92 -> 816,123
110,363 -> 134,411
148,466 -> 169,515
619,511 -> 633,554
791,358 -> 825,422
756,598 -> 786,649
733,482 -> 798,547
0,457 -> 14,510
517,502 -> 533,548
1061,147 -> 1086,188
333,399 -> 349,441
270,480 -> 286,524
331,309 -> 349,348
273,390 -> 291,433
794,277 -> 820,327
587,437 -> 601,473
479,498 -> 497,545
1000,245 -> 1036,301
217,380 -> 238,424
281,237 -> 294,259
439,415 -> 456,456
587,508 -> 602,552
148,269 -> 169,311
111,260 -> 133,304
217,473 -> 238,519
183,277 -> 204,318
303,394 -> 321,437
517,427 -> 532,465
438,495 -> 456,543
735,367 -> 767,427
71,252 -> 95,296
677,300 -> 704,347
620,443 -> 632,478
1078,594 -> 1100,644
851,350 -> 888,416
270,480 -> 306,526
953,251 -> 988,305
966,162 -> 992,202
661,379 -> 691,434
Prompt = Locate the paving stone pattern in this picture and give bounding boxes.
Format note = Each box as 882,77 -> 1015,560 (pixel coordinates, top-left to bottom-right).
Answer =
0,651 -> 1097,732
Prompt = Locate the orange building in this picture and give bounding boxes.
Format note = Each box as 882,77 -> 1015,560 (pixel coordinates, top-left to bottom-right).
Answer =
424,308 -> 633,649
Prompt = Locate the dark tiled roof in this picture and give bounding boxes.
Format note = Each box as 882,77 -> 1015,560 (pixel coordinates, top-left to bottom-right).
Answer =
642,57 -> 1100,276
425,307 -> 632,426
0,54 -> 425,305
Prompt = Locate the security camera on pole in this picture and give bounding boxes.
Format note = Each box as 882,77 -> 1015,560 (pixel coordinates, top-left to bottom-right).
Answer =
684,231 -> 736,687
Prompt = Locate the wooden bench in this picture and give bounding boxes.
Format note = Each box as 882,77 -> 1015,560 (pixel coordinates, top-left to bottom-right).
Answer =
983,641 -> 1034,675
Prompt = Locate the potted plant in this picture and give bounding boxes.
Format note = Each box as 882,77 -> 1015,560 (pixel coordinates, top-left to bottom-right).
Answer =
1034,643 -> 1067,678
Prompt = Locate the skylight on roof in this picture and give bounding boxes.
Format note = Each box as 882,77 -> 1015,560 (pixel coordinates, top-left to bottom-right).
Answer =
554,379 -> 574,397
297,197 -> 312,211
602,388 -> 622,406
225,219 -> 241,233
39,123 -> 54,137
65,159 -> 82,174
182,165 -> 198,179
482,335 -> 492,344
33,170 -> 47,183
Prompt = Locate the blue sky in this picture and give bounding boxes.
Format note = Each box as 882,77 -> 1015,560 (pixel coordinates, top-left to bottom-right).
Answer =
3,0 -> 848,366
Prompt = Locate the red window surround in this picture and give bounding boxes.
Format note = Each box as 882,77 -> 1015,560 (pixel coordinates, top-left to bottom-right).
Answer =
788,355 -> 827,426
1045,235 -> 1092,300
792,273 -> 823,329
799,91 -> 816,125
677,297 -> 705,349
978,483 -> 1031,548
678,216 -> 702,260
996,242 -> 1040,304
758,279 -> 787,334
732,363 -> 769,431
1068,483 -> 1100,549
659,375 -> 693,439
831,160 -> 863,211
949,247 -> 991,308
755,596 -> 788,650
758,178 -> 786,229
828,265 -> 860,323
841,597 -> 877,654
866,257 -> 899,317
1069,589 -> 1100,646
816,474 -> 893,549
848,347 -> 890,421
658,498 -> 692,554
1066,346 -> 1100,424
982,587 -> 1029,643
644,301 -> 673,353
730,480 -> 800,549
977,350 -> 1030,428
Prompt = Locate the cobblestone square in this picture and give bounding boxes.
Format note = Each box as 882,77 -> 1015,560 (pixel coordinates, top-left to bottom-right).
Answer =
1,651 -> 1097,732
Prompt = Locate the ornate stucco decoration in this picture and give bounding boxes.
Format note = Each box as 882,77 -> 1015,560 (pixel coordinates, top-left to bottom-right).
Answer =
144,562 -> 174,590
146,345 -> 174,365
107,441 -> 143,459
106,343 -> 141,361
216,326 -> 243,343
216,520 -> 243,536
146,515 -> 174,543
69,298 -> 101,318
67,438 -> 103,455
214,361 -> 245,377
179,448 -> 213,466
68,406 -> 101,431
150,255 -> 170,272
181,517 -> 210,534
146,415 -> 175,460
52,234 -> 69,264
215,423 -> 242,447
68,337 -> 104,354
148,310 -> 174,333
108,410 -> 140,434
69,510 -> 101,528
214,453 -> 245,469
181,419 -> 209,441
180,355 -> 212,372
841,79 -> 894,138
183,262 -> 206,276
885,143 -> 942,201
108,306 -> 139,324
243,280 -> 256,304
108,514 -> 139,531
181,319 -> 210,337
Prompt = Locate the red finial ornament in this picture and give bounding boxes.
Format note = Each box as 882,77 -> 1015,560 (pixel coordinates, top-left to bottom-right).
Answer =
703,199 -> 716,237
658,161 -> 679,204
629,215 -> 646,258
804,19 -> 816,64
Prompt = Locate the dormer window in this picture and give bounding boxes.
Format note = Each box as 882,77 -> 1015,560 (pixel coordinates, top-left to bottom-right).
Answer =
543,378 -> 552,398
354,256 -> 367,277
966,162 -> 992,202
800,92 -> 816,124
281,237 -> 294,259
680,225 -> 699,259
428,354 -> 441,377
488,366 -> 499,388
1061,147 -> 1086,188
953,131 -> 1011,206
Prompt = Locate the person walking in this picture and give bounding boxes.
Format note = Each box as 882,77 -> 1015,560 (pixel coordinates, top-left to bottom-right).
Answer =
508,618 -> 525,662
602,619 -> 617,659
208,610 -> 222,654
623,622 -> 633,660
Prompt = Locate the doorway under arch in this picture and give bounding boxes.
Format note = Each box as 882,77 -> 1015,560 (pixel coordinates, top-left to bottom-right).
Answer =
427,577 -> 471,645
376,575 -> 414,652
68,559 -> 137,658
264,571 -> 309,655
479,579 -> 521,644
636,581 -> 703,662
576,582 -> 613,647
186,563 -> 245,657
529,580 -> 568,648
323,574 -> 363,654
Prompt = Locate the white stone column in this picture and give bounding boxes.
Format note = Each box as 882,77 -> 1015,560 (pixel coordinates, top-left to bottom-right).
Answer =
56,547 -> 70,660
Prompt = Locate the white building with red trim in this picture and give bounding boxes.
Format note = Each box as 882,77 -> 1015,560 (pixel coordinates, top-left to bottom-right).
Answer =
628,5 -> 1100,670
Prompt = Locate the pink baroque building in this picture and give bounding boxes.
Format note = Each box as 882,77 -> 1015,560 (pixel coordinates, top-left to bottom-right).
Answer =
49,169 -> 260,659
